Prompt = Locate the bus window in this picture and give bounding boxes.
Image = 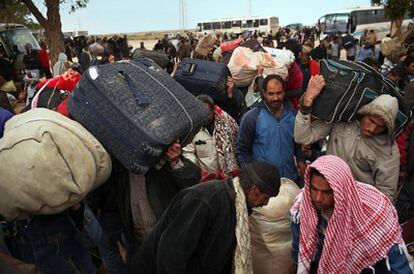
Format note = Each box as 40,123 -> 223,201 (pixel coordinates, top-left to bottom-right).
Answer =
232,20 -> 241,28
353,9 -> 387,25
242,20 -> 253,28
1,28 -> 40,54
260,19 -> 268,26
203,22 -> 212,30
212,22 -> 221,29
325,14 -> 335,32
350,15 -> 357,33
318,16 -> 326,32
222,21 -> 232,29
197,23 -> 202,32
335,13 -> 349,33
254,20 -> 259,27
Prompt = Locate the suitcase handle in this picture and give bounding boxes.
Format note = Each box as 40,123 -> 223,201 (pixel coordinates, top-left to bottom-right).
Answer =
182,63 -> 197,75
118,70 -> 150,106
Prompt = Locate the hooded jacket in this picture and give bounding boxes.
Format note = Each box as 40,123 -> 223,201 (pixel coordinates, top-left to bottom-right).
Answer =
294,95 -> 400,200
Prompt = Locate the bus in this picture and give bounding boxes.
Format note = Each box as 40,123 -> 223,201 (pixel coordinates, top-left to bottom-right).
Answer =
285,23 -> 304,31
63,29 -> 89,38
317,6 -> 413,40
196,16 -> 279,36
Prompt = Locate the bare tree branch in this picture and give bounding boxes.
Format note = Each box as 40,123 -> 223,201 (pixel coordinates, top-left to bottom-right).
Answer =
20,0 -> 47,26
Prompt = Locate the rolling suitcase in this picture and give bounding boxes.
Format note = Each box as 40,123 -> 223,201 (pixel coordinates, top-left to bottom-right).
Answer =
67,59 -> 209,174
173,58 -> 230,105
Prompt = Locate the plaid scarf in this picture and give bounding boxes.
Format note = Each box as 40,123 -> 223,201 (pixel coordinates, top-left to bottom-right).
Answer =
213,106 -> 239,177
290,155 -> 403,274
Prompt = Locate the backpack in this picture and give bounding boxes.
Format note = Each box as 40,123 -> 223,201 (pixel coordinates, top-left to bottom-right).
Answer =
311,59 -> 412,136
31,79 -> 70,110
341,34 -> 356,50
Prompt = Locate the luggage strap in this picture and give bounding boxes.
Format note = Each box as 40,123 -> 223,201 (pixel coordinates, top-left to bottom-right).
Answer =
122,60 -> 195,144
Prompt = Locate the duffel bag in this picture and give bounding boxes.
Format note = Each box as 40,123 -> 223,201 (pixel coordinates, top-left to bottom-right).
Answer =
174,58 -> 230,105
0,108 -> 111,220
31,81 -> 70,110
67,59 -> 209,174
312,59 -> 411,136
29,68 -> 81,114
132,48 -> 169,69
341,34 -> 356,50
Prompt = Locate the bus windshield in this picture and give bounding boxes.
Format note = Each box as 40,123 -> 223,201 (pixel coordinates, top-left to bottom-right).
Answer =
325,13 -> 350,33
0,27 -> 40,54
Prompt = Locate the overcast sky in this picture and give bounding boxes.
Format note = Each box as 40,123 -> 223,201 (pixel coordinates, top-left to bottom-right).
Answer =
54,0 -> 372,34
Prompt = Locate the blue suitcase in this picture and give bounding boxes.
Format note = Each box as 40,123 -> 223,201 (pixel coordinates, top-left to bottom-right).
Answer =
173,58 -> 230,105
67,59 -> 209,174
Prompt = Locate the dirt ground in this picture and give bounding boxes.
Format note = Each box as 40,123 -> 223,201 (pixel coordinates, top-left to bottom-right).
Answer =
128,39 -> 158,51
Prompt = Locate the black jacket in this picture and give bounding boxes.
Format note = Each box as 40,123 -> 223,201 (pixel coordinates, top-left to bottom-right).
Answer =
132,179 -> 237,274
23,50 -> 40,70
87,157 -> 201,245
146,158 -> 202,219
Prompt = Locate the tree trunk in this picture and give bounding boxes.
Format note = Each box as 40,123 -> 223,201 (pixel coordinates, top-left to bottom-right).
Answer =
44,0 -> 65,64
390,18 -> 403,38
21,0 -> 65,65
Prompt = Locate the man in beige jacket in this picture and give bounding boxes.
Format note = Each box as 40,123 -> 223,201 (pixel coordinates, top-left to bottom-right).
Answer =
294,75 -> 400,201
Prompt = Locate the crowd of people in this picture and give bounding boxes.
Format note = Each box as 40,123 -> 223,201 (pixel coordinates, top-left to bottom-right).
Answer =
0,24 -> 414,274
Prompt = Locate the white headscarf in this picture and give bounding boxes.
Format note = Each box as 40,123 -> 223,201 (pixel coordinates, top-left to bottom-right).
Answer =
53,52 -> 68,77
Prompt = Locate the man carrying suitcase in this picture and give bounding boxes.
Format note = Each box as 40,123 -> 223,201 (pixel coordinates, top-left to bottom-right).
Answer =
294,75 -> 400,201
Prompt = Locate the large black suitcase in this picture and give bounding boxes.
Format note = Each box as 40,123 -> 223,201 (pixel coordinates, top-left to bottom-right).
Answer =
173,58 -> 230,105
132,49 -> 169,69
311,59 -> 411,136
67,59 -> 209,174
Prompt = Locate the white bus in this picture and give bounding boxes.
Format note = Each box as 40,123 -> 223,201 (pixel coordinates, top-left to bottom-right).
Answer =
63,29 -> 89,38
196,16 -> 279,35
317,6 -> 413,40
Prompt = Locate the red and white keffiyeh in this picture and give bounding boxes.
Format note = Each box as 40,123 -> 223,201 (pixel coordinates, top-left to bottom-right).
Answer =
291,155 -> 403,274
